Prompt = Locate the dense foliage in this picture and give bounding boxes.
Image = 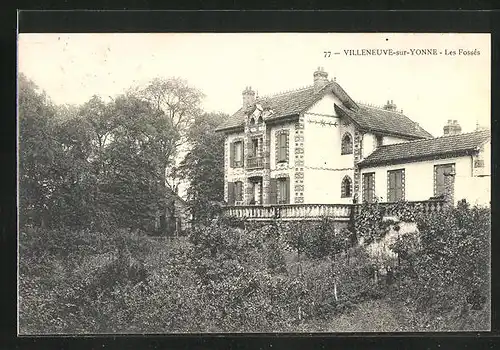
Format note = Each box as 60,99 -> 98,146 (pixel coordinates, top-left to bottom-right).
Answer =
19,201 -> 490,333
18,74 -> 204,235
18,73 -> 490,333
389,200 -> 490,330
179,112 -> 228,225
353,200 -> 422,244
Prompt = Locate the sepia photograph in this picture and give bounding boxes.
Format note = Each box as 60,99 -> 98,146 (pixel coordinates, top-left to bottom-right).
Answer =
17,32 -> 491,334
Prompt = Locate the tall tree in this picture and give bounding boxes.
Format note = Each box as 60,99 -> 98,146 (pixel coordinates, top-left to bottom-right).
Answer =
98,93 -> 180,234
19,76 -> 107,229
134,77 -> 205,193
18,73 -> 60,228
179,112 -> 227,224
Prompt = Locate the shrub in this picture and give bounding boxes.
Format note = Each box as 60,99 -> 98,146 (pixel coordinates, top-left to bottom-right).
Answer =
354,200 -> 421,245
390,201 -> 490,330
281,219 -> 354,260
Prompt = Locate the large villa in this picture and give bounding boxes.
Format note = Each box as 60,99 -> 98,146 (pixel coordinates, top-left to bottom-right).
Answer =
215,68 -> 491,221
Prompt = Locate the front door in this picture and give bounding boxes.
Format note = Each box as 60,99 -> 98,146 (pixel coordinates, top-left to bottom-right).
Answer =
249,178 -> 263,205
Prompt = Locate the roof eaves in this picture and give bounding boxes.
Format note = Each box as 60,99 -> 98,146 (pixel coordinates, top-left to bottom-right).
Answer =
360,127 -> 431,140
334,104 -> 362,128
215,124 -> 244,133
331,81 -> 359,111
358,149 -> 477,168
265,113 -> 300,125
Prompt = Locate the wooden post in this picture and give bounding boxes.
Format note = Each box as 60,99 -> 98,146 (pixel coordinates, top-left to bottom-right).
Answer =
334,280 -> 338,302
297,227 -> 303,277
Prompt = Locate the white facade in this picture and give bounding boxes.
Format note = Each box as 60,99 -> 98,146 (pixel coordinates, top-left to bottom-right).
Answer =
222,84 -> 490,208
359,140 -> 491,206
302,94 -> 355,204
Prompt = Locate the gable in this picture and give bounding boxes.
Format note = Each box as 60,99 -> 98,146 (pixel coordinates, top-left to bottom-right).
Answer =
305,93 -> 341,116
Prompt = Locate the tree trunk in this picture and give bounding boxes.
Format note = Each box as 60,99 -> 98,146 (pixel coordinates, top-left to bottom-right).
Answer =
159,214 -> 167,235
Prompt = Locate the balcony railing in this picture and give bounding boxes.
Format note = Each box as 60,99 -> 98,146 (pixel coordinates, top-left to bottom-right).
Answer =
352,199 -> 447,216
246,155 -> 264,170
223,204 -> 353,221
223,200 -> 447,222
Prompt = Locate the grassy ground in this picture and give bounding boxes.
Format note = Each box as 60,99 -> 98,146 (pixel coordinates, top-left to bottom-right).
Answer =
317,299 -> 411,332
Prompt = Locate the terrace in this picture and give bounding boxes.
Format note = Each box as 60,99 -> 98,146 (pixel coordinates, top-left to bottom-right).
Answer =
222,199 -> 447,222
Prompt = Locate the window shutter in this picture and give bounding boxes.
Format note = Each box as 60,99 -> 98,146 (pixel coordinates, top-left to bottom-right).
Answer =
371,174 -> 375,202
396,170 -> 404,201
229,142 -> 234,168
227,182 -> 235,205
276,132 -> 288,163
241,141 -> 245,167
275,131 -> 280,164
270,178 -> 278,204
363,173 -> 374,203
235,181 -> 243,201
362,175 -> 367,202
388,171 -> 394,202
435,165 -> 452,196
278,133 -> 284,162
284,133 -> 289,162
285,177 -> 290,204
395,172 -> 400,201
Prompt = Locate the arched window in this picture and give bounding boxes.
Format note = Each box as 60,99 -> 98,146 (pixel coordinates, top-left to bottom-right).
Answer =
341,176 -> 352,198
249,117 -> 256,125
258,116 -> 263,124
341,132 -> 353,155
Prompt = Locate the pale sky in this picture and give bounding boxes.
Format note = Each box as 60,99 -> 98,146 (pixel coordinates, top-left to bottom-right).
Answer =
18,33 -> 490,137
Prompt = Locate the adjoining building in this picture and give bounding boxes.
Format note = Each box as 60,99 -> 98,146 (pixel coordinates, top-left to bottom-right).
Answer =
216,68 -> 490,220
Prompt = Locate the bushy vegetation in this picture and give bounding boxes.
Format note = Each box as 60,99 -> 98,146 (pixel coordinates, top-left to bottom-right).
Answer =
18,221 -> 374,333
388,200 -> 490,331
18,73 -> 490,333
19,201 -> 490,333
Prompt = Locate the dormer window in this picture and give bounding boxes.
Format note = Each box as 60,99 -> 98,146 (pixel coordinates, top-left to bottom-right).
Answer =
341,132 -> 353,155
376,135 -> 383,147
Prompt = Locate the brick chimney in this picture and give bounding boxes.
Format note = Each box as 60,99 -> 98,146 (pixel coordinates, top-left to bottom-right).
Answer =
242,86 -> 256,110
313,67 -> 329,93
443,119 -> 462,136
383,100 -> 397,111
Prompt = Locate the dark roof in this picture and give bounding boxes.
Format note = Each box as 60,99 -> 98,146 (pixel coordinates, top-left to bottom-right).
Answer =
358,129 -> 490,167
216,80 -> 432,140
334,104 -> 433,139
216,85 -> 321,131
216,81 -> 357,132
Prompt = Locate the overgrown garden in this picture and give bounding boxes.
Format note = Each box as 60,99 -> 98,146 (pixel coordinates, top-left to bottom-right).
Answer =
18,74 -> 490,333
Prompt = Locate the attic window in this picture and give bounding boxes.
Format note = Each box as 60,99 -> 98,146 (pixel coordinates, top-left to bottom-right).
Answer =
341,132 -> 353,155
